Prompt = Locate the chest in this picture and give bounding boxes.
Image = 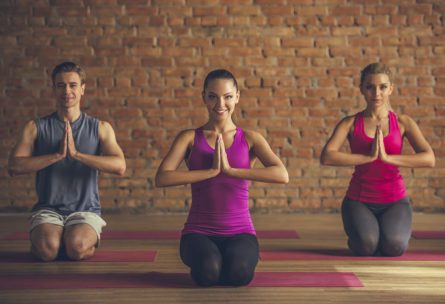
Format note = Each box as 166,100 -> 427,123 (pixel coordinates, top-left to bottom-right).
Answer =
202,130 -> 237,150
362,117 -> 390,138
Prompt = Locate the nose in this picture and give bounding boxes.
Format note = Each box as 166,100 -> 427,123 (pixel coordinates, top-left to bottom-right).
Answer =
371,87 -> 381,97
217,96 -> 225,107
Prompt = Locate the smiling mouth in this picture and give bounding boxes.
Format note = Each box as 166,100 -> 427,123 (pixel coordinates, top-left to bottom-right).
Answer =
214,109 -> 227,114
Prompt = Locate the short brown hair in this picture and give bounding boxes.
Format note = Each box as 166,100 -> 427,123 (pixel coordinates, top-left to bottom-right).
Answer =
51,62 -> 86,86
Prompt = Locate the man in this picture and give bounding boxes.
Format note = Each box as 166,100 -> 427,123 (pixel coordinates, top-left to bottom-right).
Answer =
8,62 -> 126,261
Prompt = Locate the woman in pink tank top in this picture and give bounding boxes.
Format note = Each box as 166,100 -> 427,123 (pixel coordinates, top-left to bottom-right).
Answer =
155,69 -> 288,286
320,63 -> 435,257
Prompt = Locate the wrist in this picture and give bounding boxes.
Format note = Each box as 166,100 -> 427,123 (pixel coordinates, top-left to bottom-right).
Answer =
224,167 -> 235,176
368,154 -> 377,162
71,150 -> 81,161
55,153 -> 65,161
381,154 -> 391,164
209,168 -> 220,177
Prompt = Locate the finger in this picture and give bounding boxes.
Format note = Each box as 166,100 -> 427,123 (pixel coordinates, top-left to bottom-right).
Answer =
379,129 -> 385,147
374,125 -> 380,138
214,136 -> 220,158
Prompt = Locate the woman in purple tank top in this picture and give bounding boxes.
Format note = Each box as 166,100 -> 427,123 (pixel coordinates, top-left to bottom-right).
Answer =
320,63 -> 435,257
156,69 -> 288,286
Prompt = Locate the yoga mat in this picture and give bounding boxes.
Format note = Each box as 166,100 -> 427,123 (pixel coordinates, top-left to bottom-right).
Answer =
0,250 -> 157,263
0,272 -> 363,289
261,249 -> 445,261
2,230 -> 299,240
412,230 -> 445,239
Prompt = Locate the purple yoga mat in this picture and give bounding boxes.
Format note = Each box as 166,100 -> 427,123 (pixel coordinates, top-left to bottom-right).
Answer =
411,230 -> 445,239
260,249 -> 445,261
2,230 -> 299,240
0,250 -> 157,263
0,272 -> 363,289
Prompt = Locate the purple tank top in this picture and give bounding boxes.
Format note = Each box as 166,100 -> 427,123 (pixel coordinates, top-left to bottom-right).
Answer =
182,127 -> 256,236
346,111 -> 407,203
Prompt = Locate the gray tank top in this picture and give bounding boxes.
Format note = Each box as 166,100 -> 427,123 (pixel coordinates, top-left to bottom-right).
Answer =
33,112 -> 101,215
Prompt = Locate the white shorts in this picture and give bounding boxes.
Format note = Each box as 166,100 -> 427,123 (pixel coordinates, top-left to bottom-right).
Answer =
30,209 -> 107,245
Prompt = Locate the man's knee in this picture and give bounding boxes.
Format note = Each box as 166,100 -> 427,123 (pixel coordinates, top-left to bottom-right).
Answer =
31,237 -> 61,262
65,236 -> 95,261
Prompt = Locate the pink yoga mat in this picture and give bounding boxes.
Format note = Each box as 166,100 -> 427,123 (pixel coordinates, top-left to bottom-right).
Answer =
412,230 -> 445,239
2,230 -> 299,240
261,249 -> 445,261
0,250 -> 157,263
0,272 -> 363,289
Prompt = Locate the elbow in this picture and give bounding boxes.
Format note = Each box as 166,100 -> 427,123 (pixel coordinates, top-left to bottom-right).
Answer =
429,157 -> 436,168
154,173 -> 165,188
276,167 -> 289,184
116,167 -> 126,176
426,151 -> 435,168
282,170 -> 289,184
320,154 -> 329,166
115,162 -> 126,176
320,150 -> 334,166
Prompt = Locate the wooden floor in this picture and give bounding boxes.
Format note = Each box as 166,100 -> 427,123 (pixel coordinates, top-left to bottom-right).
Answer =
0,213 -> 444,304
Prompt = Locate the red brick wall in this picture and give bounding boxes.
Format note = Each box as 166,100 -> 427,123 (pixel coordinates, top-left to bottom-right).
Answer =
1,0 -> 444,212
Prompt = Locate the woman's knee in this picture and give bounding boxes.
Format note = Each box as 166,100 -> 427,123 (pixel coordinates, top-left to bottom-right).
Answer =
348,235 -> 379,256
224,261 -> 255,286
379,237 -> 408,257
190,258 -> 221,286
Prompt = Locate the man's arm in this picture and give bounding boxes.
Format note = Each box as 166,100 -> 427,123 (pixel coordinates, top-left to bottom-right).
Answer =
8,120 -> 65,176
68,121 -> 126,175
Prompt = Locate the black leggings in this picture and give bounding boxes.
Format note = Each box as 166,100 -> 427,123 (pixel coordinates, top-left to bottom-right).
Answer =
180,233 -> 259,287
341,197 -> 412,257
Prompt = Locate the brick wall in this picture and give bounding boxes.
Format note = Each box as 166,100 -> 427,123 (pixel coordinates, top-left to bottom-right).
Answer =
0,0 -> 444,213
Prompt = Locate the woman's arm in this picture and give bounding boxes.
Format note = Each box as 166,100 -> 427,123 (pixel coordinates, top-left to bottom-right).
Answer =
155,130 -> 220,187
379,115 -> 435,168
220,131 -> 289,184
320,115 -> 377,166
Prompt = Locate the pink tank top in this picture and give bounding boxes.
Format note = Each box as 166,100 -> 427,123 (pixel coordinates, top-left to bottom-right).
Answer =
182,128 -> 256,236
346,111 -> 407,203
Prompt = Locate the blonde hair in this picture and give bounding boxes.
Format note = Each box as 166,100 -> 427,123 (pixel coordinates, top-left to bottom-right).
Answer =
360,63 -> 392,87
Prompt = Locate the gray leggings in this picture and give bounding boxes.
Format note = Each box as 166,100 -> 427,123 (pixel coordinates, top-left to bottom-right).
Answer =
180,233 -> 259,287
341,197 -> 412,257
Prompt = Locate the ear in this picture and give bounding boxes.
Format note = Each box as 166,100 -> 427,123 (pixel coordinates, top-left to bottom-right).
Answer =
388,83 -> 394,96
235,90 -> 240,104
81,83 -> 86,96
359,84 -> 365,96
201,91 -> 206,104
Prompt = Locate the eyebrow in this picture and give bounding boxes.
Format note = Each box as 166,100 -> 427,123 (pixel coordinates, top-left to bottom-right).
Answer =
365,82 -> 390,86
207,91 -> 234,96
56,82 -> 79,85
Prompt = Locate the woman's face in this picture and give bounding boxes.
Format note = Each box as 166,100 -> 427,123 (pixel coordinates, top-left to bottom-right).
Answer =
202,78 -> 239,122
360,73 -> 393,108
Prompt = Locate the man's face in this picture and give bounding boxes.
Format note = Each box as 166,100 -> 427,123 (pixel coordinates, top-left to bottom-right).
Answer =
53,72 -> 85,109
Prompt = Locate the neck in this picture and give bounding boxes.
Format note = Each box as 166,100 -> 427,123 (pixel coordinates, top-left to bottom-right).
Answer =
204,118 -> 237,133
57,107 -> 81,122
363,105 -> 389,120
